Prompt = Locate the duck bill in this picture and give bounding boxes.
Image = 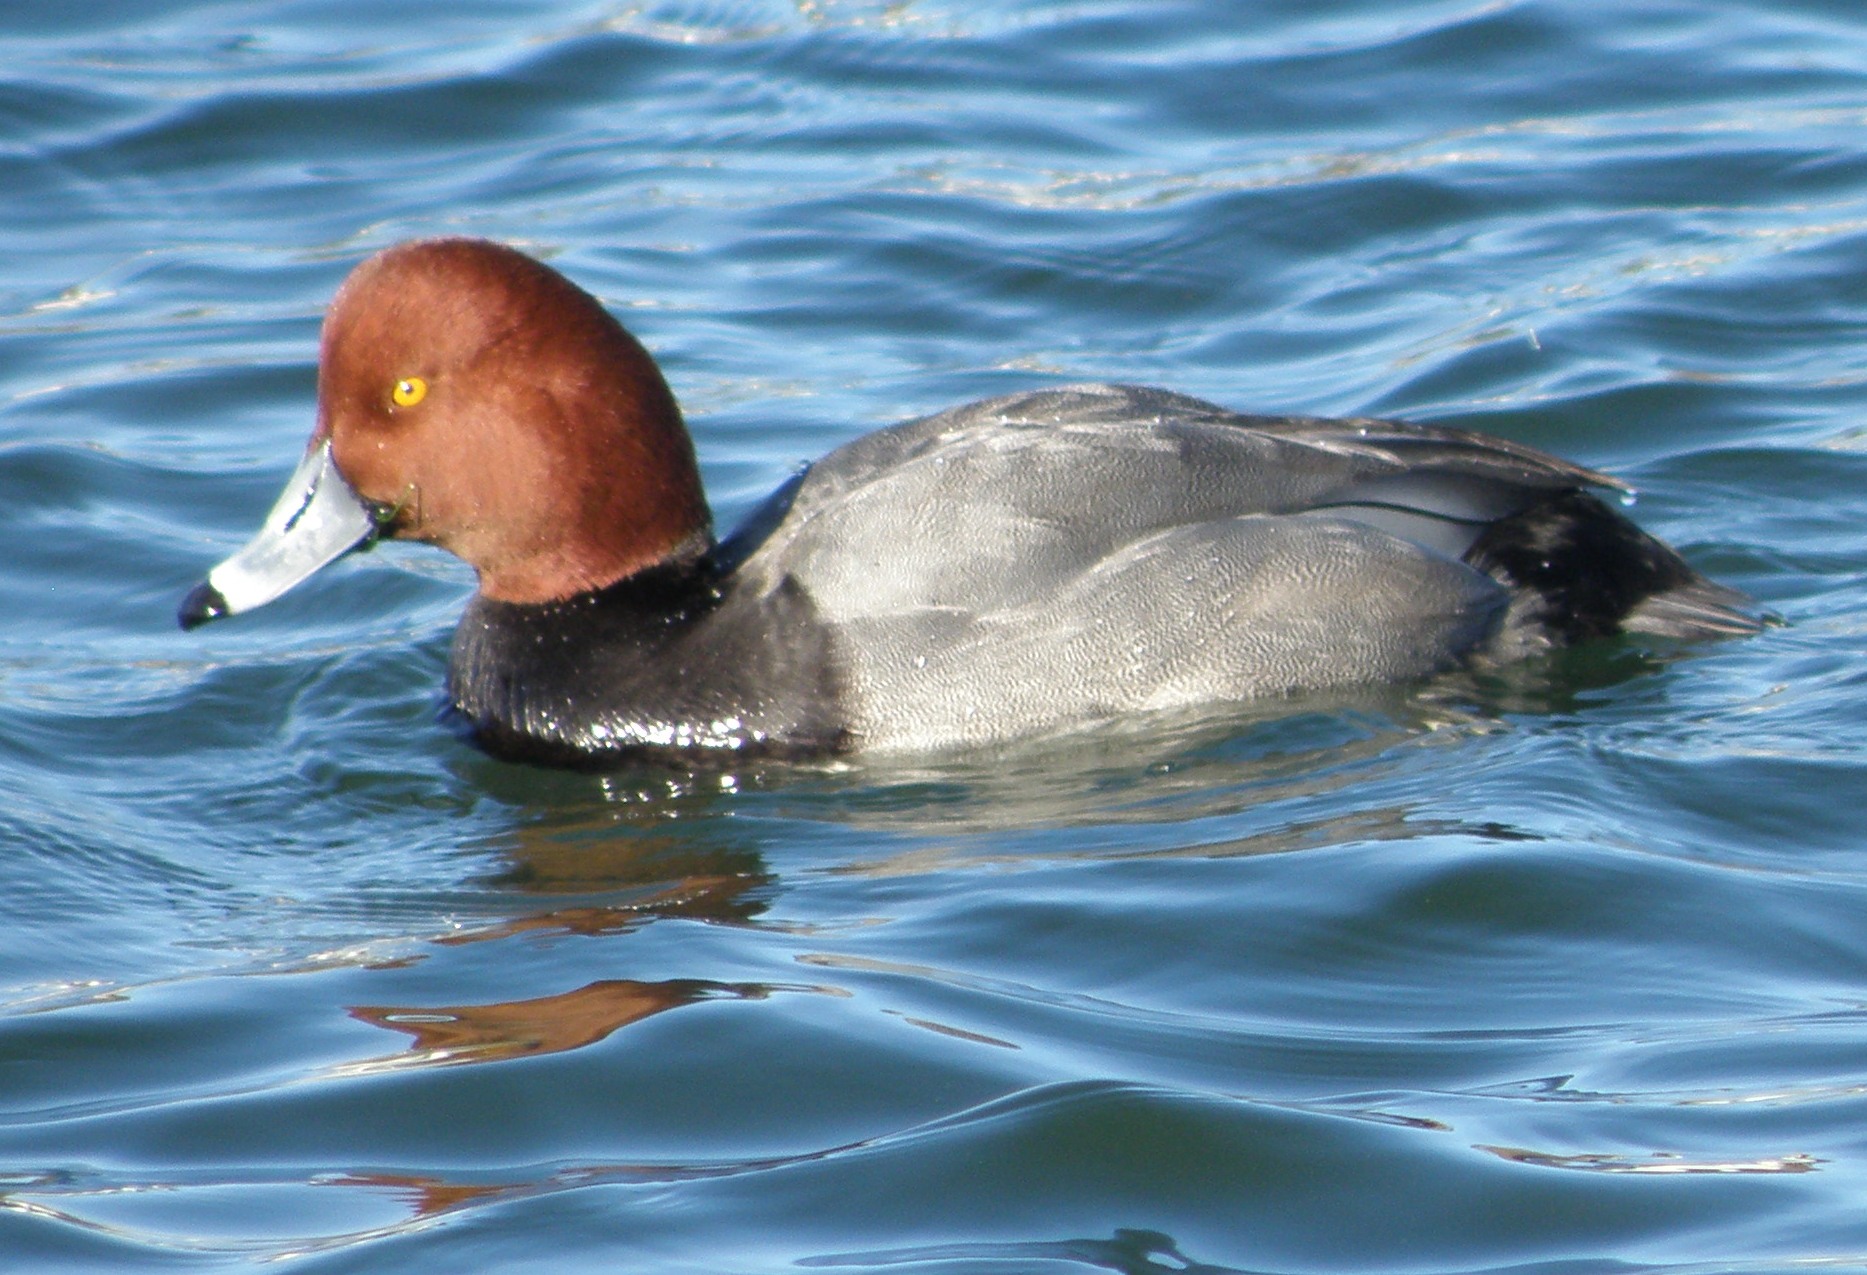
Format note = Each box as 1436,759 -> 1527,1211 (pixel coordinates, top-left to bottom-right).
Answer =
178,439 -> 384,630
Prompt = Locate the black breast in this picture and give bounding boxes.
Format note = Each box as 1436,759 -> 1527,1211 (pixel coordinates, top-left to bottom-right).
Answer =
446,560 -> 852,768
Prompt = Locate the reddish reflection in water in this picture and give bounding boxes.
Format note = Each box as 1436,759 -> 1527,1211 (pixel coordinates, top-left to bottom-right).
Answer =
326,1170 -> 517,1220
490,806 -> 768,893
459,807 -> 779,940
350,978 -> 770,1065
435,877 -> 764,946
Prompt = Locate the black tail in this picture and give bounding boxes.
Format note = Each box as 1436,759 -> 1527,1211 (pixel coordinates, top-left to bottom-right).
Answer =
1466,489 -> 1760,643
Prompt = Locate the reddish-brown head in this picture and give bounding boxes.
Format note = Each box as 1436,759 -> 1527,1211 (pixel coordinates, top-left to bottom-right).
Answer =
316,238 -> 711,604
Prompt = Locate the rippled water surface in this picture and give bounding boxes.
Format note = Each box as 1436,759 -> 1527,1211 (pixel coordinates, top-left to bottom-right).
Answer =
5,1 -> 1867,1270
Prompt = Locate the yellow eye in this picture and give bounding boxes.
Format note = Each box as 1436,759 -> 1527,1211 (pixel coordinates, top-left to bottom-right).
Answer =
391,377 -> 428,409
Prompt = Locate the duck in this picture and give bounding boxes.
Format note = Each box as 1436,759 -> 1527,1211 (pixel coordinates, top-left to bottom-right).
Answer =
178,237 -> 1759,766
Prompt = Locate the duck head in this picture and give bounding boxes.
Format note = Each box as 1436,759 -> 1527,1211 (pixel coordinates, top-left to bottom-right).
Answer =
179,238 -> 710,629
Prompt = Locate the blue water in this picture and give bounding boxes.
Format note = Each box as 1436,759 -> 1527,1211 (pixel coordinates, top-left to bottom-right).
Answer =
3,1 -> 1866,1270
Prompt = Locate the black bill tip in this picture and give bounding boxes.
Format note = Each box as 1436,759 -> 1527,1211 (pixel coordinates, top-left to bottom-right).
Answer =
178,581 -> 228,631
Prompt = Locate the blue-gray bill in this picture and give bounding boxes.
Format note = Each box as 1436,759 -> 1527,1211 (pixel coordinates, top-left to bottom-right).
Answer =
177,440 -> 384,630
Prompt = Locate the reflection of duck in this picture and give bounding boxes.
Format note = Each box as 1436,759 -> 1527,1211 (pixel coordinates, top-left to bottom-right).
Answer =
334,801 -> 794,1070
348,979 -> 772,1067
475,807 -> 772,931
180,238 -> 1757,766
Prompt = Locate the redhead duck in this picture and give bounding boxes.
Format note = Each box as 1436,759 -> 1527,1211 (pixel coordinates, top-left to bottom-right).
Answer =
179,237 -> 1758,765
